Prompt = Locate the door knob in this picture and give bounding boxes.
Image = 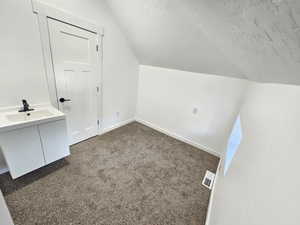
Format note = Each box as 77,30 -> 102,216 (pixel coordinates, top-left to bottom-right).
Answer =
59,97 -> 71,103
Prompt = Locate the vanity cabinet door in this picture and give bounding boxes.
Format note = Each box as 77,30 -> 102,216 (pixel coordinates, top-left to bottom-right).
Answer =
0,126 -> 45,179
38,120 -> 70,164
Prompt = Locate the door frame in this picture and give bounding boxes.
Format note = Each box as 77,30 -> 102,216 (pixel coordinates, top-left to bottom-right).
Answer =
32,0 -> 104,134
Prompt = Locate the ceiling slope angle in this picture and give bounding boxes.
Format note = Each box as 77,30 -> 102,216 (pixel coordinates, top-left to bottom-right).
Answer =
106,0 -> 300,85
105,0 -> 246,79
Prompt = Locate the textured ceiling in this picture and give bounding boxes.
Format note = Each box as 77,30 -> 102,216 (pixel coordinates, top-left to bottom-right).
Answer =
106,0 -> 300,84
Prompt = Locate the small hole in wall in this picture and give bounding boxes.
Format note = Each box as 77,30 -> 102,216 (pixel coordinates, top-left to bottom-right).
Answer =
192,107 -> 198,115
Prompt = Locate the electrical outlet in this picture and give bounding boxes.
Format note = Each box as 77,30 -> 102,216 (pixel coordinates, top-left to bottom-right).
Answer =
116,112 -> 120,118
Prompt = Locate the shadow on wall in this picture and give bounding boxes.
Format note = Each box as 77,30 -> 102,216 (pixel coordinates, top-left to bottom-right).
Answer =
0,148 -> 7,171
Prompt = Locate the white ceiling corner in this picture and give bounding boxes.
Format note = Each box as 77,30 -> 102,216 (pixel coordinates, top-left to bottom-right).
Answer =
106,0 -> 300,85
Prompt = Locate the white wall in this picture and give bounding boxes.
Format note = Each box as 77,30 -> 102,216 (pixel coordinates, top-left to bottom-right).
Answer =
0,190 -> 14,225
136,65 -> 248,155
0,0 -> 50,107
209,82 -> 300,225
0,0 -> 139,170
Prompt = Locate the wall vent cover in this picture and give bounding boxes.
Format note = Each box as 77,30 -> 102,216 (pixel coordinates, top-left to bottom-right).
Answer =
202,170 -> 215,190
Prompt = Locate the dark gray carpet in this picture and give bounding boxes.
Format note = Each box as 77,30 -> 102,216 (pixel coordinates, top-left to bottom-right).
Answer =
0,122 -> 219,225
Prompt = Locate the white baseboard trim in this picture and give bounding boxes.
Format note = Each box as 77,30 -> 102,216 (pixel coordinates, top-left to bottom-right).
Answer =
205,159 -> 222,225
100,118 -> 135,135
135,118 -> 221,157
0,167 -> 9,175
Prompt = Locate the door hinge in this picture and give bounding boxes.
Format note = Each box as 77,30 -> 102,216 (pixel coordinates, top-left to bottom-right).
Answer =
96,45 -> 99,51
96,86 -> 100,93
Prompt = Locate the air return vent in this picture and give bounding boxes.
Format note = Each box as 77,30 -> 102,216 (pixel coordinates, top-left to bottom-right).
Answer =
202,170 -> 215,190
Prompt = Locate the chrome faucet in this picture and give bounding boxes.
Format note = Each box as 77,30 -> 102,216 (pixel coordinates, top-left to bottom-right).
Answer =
19,99 -> 34,112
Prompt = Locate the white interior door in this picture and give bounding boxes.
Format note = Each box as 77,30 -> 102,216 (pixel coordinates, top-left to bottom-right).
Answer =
48,18 -> 99,145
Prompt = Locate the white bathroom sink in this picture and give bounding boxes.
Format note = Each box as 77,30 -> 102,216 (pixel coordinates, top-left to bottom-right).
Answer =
0,105 -> 65,133
6,110 -> 54,122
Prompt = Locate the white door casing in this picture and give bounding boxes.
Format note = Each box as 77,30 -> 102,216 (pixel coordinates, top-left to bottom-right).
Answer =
48,18 -> 99,144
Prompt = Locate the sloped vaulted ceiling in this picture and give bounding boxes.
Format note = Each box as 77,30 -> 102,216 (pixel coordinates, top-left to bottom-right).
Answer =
106,0 -> 300,85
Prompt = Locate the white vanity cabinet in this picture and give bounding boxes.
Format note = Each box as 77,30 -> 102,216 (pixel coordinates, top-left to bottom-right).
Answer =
0,126 -> 45,179
39,120 -> 69,164
0,119 -> 70,179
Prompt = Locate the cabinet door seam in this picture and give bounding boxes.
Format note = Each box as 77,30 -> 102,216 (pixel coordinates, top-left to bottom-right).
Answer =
37,125 -> 47,165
